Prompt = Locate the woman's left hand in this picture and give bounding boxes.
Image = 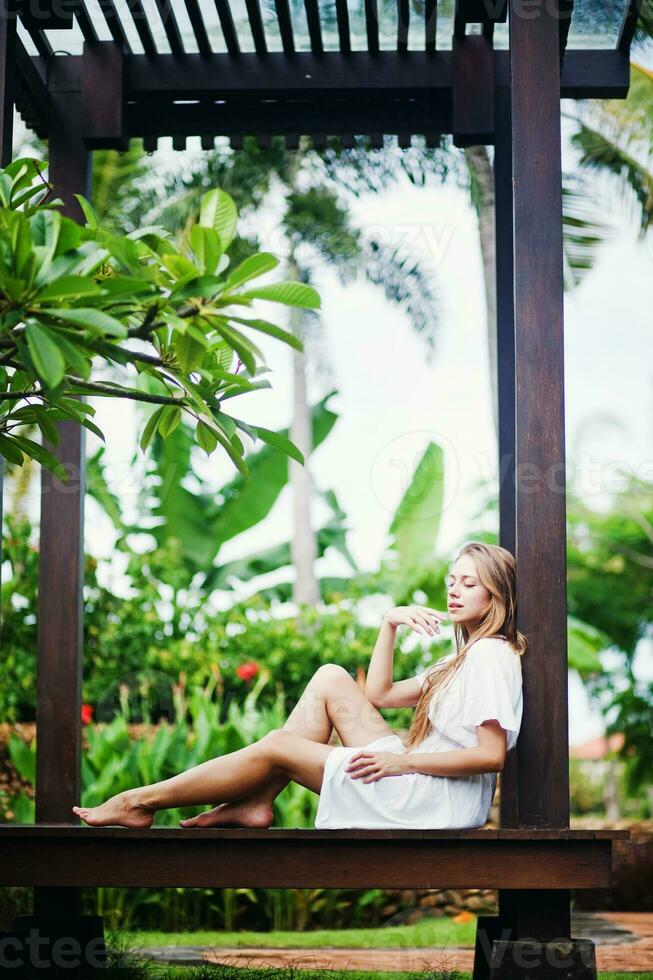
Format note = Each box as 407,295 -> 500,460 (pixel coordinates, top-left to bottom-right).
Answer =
345,751 -> 409,782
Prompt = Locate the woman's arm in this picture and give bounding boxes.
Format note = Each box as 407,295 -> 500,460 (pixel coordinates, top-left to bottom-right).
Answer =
364,605 -> 445,706
363,616 -> 399,704
404,721 -> 507,776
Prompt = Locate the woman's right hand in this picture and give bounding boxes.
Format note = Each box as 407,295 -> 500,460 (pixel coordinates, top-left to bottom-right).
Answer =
383,605 -> 447,636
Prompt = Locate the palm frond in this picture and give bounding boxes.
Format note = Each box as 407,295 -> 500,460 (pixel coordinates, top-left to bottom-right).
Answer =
561,173 -> 614,288
362,236 -> 441,364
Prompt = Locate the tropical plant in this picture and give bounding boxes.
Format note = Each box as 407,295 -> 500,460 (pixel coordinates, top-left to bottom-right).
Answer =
0,157 -> 319,479
0,511 -> 425,722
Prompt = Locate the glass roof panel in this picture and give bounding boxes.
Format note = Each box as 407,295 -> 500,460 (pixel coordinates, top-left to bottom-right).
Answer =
33,0 -> 632,59
566,0 -> 626,48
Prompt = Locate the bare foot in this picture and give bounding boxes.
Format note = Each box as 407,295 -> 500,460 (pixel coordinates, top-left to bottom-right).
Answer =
179,799 -> 273,829
72,790 -> 154,829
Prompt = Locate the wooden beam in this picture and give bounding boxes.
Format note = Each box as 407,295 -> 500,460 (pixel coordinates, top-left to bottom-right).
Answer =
40,50 -> 629,105
509,0 -> 569,829
0,826 -> 625,890
124,96 -> 455,138
82,41 -> 127,148
452,34 -> 494,146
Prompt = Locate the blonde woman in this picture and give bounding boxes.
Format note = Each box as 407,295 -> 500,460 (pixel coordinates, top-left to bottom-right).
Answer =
73,541 -> 525,830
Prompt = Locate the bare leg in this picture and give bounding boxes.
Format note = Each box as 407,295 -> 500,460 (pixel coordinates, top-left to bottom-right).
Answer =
72,731 -> 332,828
180,663 -> 396,828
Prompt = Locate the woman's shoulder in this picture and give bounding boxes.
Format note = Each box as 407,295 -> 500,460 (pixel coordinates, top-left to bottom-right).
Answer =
467,635 -> 520,661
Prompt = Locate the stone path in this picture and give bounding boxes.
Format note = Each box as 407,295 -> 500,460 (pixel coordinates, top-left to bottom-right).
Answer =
137,912 -> 653,973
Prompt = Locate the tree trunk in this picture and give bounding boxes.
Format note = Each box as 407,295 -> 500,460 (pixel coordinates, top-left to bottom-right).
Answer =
465,145 -> 498,443
288,256 -> 320,608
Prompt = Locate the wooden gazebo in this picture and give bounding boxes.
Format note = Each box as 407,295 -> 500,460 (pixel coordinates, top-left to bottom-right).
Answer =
0,0 -> 636,975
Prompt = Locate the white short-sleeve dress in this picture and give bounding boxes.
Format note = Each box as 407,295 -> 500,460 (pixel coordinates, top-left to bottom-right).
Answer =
314,636 -> 523,830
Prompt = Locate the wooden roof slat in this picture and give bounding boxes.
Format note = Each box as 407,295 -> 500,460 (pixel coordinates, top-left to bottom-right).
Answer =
213,0 -> 240,54
151,0 -> 186,55
304,0 -> 323,54
559,0 -> 574,60
425,0 -> 436,51
126,0 -> 159,56
96,0 -> 131,49
618,0 -> 639,50
334,0 -> 351,53
364,0 -> 379,54
244,0 -> 268,55
397,0 -> 408,52
183,0 -> 213,56
75,2 -> 100,45
273,0 -> 295,55
20,19 -> 53,58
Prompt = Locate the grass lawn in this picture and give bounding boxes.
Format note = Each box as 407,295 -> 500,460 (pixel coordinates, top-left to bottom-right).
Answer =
123,920 -> 477,950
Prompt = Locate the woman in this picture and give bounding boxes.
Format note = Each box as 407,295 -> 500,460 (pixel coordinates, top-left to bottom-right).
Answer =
73,541 -> 526,830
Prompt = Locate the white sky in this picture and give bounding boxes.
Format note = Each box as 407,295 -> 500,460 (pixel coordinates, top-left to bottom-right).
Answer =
5,99 -> 653,745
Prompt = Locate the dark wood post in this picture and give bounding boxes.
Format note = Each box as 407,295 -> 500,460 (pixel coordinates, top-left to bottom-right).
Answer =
488,1 -> 577,975
0,0 -> 17,650
28,56 -> 106,966
494,83 -> 518,831
510,0 -> 569,836
35,59 -> 90,830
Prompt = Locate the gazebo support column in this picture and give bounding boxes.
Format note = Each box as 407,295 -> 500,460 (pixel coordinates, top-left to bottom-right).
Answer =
0,0 -> 17,642
489,1 -> 583,978
9,65 -> 107,972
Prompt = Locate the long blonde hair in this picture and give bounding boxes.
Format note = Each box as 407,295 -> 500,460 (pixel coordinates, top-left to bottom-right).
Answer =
403,541 -> 527,751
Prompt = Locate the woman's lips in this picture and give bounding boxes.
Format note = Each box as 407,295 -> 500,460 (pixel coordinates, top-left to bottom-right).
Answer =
449,603 -> 463,609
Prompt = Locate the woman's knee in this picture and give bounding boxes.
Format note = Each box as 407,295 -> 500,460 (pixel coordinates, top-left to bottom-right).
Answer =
314,663 -> 352,688
260,729 -> 295,769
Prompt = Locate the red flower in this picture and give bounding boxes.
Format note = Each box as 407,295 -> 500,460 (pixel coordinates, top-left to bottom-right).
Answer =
236,661 -> 260,682
81,703 -> 94,725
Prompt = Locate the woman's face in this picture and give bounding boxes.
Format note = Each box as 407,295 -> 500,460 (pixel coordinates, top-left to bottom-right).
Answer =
445,555 -> 492,631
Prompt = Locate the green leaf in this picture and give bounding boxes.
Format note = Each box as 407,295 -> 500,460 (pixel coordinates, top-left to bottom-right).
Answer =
230,315 -> 303,352
35,276 -> 103,301
40,307 -> 127,338
196,419 -> 218,455
212,320 -> 265,375
25,321 -> 66,388
46,330 -> 92,380
139,406 -> 165,452
387,440 -> 444,569
249,424 -> 305,465
238,281 -> 321,309
74,193 -> 101,230
158,405 -> 182,439
189,225 -> 222,276
0,434 -> 25,465
174,330 -> 206,374
10,434 -> 69,482
199,189 -> 237,250
224,253 -> 280,291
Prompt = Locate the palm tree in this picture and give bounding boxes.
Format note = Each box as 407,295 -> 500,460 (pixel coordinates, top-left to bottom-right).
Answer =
126,134 -> 447,608
568,59 -> 653,235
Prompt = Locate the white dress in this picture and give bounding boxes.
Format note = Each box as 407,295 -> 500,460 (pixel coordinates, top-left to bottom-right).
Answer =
314,636 -> 523,830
